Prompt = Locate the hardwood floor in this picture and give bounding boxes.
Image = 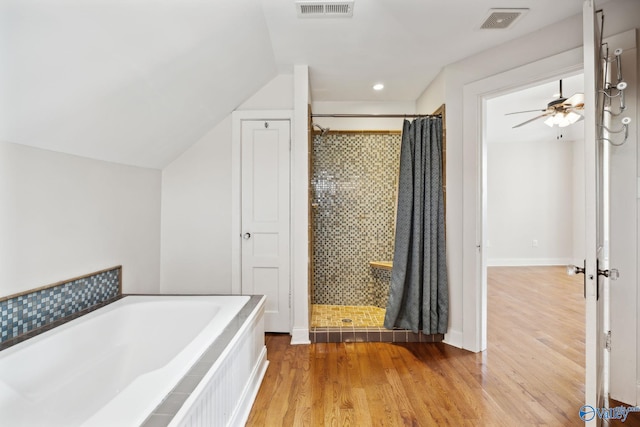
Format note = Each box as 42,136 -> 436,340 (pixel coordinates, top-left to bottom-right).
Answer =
245,266 -> 603,426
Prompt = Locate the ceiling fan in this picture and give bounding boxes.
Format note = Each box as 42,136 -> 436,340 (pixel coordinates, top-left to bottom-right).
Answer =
507,80 -> 585,128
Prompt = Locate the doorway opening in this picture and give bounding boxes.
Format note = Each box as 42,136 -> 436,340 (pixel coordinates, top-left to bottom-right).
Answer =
484,74 -> 586,270
483,74 -> 588,411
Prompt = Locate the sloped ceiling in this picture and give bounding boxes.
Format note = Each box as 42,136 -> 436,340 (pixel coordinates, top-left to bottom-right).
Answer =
1,0 -> 585,169
0,0 -> 277,168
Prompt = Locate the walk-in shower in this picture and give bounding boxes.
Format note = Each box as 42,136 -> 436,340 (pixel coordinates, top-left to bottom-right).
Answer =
308,109 -> 447,343
310,130 -> 401,329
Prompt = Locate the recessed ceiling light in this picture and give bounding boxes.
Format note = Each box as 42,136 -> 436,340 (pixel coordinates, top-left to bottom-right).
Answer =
373,83 -> 384,91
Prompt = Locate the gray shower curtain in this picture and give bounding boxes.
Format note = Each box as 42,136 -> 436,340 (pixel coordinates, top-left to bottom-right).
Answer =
384,116 -> 448,334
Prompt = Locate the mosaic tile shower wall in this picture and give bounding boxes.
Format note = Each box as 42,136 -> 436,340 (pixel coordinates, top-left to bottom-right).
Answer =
311,132 -> 400,307
371,268 -> 391,308
0,267 -> 121,343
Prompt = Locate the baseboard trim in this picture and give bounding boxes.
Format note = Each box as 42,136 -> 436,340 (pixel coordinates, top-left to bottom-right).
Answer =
487,258 -> 572,267
290,327 -> 311,345
443,329 -> 463,349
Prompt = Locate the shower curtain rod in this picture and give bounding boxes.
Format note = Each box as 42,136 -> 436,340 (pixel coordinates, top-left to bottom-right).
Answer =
310,113 -> 440,119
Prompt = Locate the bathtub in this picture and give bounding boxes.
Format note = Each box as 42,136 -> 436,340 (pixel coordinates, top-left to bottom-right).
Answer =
0,295 -> 267,427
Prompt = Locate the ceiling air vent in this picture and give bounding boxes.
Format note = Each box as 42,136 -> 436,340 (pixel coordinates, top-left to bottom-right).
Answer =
296,1 -> 354,18
480,8 -> 528,29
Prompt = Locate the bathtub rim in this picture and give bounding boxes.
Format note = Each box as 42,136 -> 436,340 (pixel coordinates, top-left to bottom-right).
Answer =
0,293 -> 268,427
141,294 -> 267,427
0,293 -> 256,352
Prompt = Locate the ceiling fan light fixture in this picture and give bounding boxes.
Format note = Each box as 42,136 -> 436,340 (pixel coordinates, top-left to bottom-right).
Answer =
544,115 -> 556,128
508,79 -> 585,129
544,111 -> 581,128
564,111 -> 582,126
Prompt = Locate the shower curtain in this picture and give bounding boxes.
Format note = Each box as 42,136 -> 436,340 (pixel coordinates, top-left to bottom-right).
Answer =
384,116 -> 448,334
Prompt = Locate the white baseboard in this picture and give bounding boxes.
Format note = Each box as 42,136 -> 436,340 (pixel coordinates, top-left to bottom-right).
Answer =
443,329 -> 463,349
487,258 -> 572,267
290,327 -> 311,345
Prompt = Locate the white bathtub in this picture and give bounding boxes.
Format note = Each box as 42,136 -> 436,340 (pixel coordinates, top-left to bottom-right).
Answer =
0,295 -> 267,427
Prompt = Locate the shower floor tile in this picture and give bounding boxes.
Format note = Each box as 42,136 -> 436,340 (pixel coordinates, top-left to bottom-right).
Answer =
311,304 -> 385,328
309,304 -> 444,343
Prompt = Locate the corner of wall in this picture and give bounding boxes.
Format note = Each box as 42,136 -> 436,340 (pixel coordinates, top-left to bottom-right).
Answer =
416,70 -> 446,114
290,328 -> 311,345
292,65 -> 310,335
443,328 -> 464,349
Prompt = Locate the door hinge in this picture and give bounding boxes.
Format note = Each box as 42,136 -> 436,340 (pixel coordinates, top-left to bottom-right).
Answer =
605,330 -> 611,351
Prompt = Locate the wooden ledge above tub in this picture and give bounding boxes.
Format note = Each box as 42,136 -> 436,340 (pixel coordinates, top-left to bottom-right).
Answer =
369,261 -> 393,271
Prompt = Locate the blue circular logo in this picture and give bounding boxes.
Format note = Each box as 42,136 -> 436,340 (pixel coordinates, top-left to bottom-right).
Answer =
580,405 -> 595,421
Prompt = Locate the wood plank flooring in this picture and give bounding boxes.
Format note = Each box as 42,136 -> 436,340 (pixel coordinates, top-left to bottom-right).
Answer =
245,266 -> 620,426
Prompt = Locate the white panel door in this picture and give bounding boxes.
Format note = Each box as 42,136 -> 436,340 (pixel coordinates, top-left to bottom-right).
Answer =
241,119 -> 290,332
583,1 -> 606,423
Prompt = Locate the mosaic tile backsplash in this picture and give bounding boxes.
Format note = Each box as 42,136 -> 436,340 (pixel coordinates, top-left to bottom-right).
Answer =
0,267 -> 121,343
311,132 -> 400,307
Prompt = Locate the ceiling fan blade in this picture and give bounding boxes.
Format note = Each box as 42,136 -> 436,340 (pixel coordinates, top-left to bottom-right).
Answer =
512,113 -> 549,128
563,93 -> 585,108
565,107 -> 584,114
505,109 -> 546,116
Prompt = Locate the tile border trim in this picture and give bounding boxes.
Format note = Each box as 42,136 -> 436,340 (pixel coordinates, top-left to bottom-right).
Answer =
0,266 -> 122,346
310,326 -> 444,343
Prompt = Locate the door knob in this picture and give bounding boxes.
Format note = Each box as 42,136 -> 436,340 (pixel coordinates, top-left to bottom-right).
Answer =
243,232 -> 251,240
568,261 -> 589,299
567,264 -> 585,276
598,268 -> 620,280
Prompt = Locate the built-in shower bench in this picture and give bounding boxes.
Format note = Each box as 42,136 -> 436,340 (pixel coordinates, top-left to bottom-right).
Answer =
369,261 -> 392,270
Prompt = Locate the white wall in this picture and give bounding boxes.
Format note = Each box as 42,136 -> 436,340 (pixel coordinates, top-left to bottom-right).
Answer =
160,74 -> 293,294
160,116 -> 234,293
486,139 -> 577,266
311,101 -> 415,131
0,142 -> 161,296
416,71 -> 445,114
238,74 -> 293,111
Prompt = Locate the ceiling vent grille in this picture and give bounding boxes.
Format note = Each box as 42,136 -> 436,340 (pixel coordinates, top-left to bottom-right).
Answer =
480,8 -> 528,29
296,1 -> 354,18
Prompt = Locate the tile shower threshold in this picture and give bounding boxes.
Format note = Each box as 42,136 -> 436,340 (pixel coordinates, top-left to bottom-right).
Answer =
310,326 -> 444,343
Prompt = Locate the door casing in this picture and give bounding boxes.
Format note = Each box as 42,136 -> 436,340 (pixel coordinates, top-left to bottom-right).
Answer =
462,46 -> 584,352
